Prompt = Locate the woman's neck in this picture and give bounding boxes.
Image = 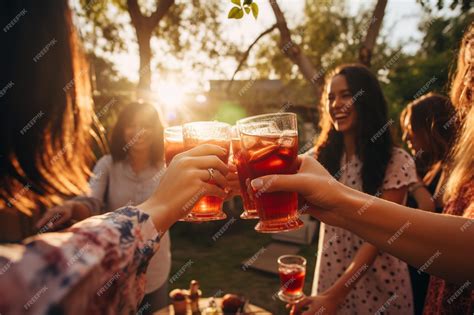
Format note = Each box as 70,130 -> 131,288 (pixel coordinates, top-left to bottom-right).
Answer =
343,131 -> 357,159
128,149 -> 150,174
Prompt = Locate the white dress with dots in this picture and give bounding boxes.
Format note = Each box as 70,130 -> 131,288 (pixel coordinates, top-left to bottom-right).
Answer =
311,147 -> 417,314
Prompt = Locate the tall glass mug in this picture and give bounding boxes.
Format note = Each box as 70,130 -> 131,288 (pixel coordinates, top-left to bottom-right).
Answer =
182,121 -> 231,222
231,126 -> 258,219
237,113 -> 303,233
164,125 -> 185,166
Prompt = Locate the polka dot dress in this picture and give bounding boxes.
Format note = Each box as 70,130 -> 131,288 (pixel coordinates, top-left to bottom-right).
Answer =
311,147 -> 418,314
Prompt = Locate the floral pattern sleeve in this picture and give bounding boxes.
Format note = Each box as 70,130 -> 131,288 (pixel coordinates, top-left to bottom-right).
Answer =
0,206 -> 160,315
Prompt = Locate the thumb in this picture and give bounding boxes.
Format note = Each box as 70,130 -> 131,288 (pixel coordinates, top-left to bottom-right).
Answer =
250,174 -> 305,195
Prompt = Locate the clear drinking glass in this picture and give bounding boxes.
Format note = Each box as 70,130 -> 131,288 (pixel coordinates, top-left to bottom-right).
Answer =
182,121 -> 231,222
231,126 -> 258,219
277,255 -> 306,304
164,125 -> 185,166
237,113 -> 303,233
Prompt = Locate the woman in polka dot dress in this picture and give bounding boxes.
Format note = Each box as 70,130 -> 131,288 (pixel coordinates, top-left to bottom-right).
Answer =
303,64 -> 416,314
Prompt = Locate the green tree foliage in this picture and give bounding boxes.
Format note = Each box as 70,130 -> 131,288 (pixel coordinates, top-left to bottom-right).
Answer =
382,12 -> 473,121
76,0 -> 234,91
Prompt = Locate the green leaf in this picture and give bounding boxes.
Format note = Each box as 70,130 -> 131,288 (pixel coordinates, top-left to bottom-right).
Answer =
228,7 -> 244,19
231,0 -> 241,6
251,2 -> 259,19
244,7 -> 250,14
243,0 -> 253,5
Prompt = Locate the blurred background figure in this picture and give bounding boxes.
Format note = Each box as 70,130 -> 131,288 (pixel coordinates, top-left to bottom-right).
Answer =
400,93 -> 457,315
37,101 -> 171,312
401,93 -> 457,211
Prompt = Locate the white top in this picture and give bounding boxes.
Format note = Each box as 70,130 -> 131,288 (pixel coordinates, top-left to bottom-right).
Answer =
88,155 -> 171,293
309,147 -> 417,314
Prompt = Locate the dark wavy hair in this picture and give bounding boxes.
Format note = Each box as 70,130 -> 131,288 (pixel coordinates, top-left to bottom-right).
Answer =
110,102 -> 164,165
0,0 -> 105,215
314,64 -> 393,195
400,93 -> 457,182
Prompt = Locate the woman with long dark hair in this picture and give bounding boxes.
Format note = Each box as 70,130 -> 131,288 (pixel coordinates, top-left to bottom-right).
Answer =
36,101 -> 172,312
401,93 -> 457,211
400,93 -> 457,315
305,64 -> 417,314
0,1 -> 228,313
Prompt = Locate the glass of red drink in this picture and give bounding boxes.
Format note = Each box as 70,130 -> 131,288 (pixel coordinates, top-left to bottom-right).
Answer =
277,255 -> 306,303
182,121 -> 231,222
164,125 -> 185,166
231,126 -> 258,219
237,113 -> 303,233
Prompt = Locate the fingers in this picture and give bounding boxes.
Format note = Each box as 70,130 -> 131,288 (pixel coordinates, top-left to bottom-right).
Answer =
52,212 -> 71,228
196,169 -> 227,188
201,183 -> 228,200
36,211 -> 56,229
291,297 -> 312,312
250,174 -> 303,194
190,155 -> 229,176
182,144 -> 228,159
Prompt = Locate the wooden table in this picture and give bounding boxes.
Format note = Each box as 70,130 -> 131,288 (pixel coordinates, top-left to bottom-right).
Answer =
154,297 -> 272,314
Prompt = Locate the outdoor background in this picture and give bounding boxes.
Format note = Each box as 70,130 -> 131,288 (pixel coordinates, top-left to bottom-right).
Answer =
70,0 -> 472,313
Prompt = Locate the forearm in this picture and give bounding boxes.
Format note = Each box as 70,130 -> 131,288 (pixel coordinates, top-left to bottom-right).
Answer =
411,186 -> 435,212
323,243 -> 378,300
338,184 -> 474,283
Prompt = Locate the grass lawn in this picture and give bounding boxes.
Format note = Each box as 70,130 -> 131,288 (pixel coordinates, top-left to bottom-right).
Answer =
168,202 -> 318,315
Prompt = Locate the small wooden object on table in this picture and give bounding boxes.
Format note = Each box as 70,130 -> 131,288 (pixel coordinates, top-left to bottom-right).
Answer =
154,298 -> 271,315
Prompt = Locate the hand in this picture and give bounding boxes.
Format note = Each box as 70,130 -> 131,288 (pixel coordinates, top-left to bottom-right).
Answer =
289,294 -> 340,315
225,163 -> 241,199
249,155 -> 349,227
36,200 -> 77,231
141,144 -> 229,228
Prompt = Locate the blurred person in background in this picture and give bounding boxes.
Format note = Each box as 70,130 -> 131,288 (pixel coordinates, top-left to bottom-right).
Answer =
400,93 -> 458,315
37,102 -> 172,312
401,93 -> 457,212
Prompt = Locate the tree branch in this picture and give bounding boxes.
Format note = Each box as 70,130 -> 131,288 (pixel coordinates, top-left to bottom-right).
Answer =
126,0 -> 144,30
149,0 -> 175,29
228,23 -> 277,91
269,0 -> 322,99
359,0 -> 388,66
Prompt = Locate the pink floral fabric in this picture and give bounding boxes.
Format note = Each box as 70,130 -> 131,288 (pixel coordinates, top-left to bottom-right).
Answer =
0,207 -> 160,315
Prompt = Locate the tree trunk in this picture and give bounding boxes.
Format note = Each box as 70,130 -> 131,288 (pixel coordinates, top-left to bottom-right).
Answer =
359,0 -> 388,66
136,27 -> 153,93
126,0 -> 174,95
269,0 -> 323,100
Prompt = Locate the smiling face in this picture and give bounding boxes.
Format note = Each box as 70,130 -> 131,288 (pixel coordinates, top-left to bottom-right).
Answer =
123,109 -> 153,154
326,74 -> 358,134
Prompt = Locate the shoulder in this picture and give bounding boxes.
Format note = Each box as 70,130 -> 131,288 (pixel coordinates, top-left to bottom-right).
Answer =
91,155 -> 115,177
94,155 -> 113,169
383,147 -> 418,190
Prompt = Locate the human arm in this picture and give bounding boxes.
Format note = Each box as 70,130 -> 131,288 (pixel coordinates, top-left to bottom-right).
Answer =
297,188 -> 407,313
251,155 -> 474,283
0,144 -> 229,314
35,156 -> 111,231
409,181 -> 435,212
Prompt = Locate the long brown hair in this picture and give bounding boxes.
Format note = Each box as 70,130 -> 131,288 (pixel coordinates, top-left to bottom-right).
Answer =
444,23 -> 474,202
400,93 -> 457,183
110,102 -> 165,165
0,0 -> 103,215
315,64 -> 393,195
